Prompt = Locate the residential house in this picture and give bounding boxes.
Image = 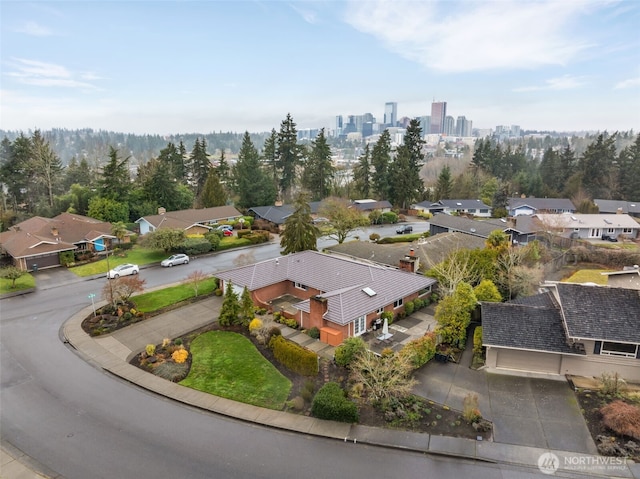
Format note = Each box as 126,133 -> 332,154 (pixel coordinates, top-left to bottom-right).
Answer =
248,202 -> 322,231
507,197 -> 576,216
602,265 -> 640,290
325,232 -> 486,271
351,199 -> 392,215
135,206 -> 242,235
594,199 -> 640,218
502,215 -> 541,245
428,215 -> 508,239
412,199 -> 492,217
0,212 -> 117,271
534,213 -> 639,240
215,250 -> 436,346
482,282 -> 640,381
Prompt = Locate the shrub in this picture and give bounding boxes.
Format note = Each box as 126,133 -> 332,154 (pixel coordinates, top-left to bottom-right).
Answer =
59,250 -> 75,267
473,326 -> 483,355
404,300 -> 415,316
174,338 -> 183,346
311,382 -> 358,423
204,231 -> 221,250
600,372 -> 626,396
369,233 -> 380,242
172,348 -> 189,364
399,332 -> 436,369
462,393 -> 482,424
269,335 -> 318,376
284,318 -> 298,329
154,361 -> 189,382
178,237 -> 212,256
301,379 -> 315,402
380,211 -> 398,224
307,326 -> 320,339
162,338 -> 171,348
600,400 -> 640,440
381,310 -> 394,325
334,336 -> 367,368
145,344 -> 156,356
249,318 -> 263,334
413,298 -> 424,310
214,288 -> 223,296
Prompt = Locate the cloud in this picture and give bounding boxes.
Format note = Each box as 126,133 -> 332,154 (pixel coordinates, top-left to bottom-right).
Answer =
6,58 -> 101,90
289,3 -> 318,24
15,21 -> 53,36
513,75 -> 587,92
614,77 -> 640,89
343,0 -> 595,73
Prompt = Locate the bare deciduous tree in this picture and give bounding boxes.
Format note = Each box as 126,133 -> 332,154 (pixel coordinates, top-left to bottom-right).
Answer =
184,270 -> 208,297
349,350 -> 417,404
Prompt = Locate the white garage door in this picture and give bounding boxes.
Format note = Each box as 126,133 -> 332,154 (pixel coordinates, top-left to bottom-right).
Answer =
496,349 -> 561,374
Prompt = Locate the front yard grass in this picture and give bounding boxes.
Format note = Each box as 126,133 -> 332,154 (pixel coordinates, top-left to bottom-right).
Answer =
70,247 -> 166,277
179,331 -> 291,410
133,279 -> 217,313
562,269 -> 612,285
0,273 -> 36,294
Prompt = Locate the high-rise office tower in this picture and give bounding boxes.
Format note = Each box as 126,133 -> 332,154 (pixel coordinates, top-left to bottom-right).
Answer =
419,116 -> 431,135
335,115 -> 343,137
456,116 -> 473,137
444,116 -> 455,136
384,102 -> 397,127
430,101 -> 447,134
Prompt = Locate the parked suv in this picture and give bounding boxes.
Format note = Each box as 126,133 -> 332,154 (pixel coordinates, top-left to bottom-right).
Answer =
396,224 -> 413,234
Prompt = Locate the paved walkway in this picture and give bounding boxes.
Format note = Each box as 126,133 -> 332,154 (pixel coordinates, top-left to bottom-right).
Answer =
4,287 -> 639,479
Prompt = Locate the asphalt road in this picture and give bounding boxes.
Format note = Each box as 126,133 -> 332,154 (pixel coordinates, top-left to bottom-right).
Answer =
1,225 -> 565,478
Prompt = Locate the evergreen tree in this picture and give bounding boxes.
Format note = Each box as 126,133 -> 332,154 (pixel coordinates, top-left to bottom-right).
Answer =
280,192 -> 319,254
276,113 -> 303,201
434,165 -> 453,200
217,148 -> 231,186
158,142 -> 185,182
262,128 -> 279,193
579,133 -> 617,199
178,140 -> 189,183
98,146 -> 130,202
219,282 -> 241,326
371,129 -> 392,200
64,157 -> 94,189
234,132 -> 277,208
30,130 -> 63,209
302,128 -> 334,201
199,169 -> 227,207
401,118 -> 426,198
240,286 -> 254,324
352,145 -> 371,199
388,147 -> 415,209
558,145 -> 576,194
539,147 -> 561,195
617,134 -> 640,201
0,134 -> 31,211
143,158 -> 184,211
190,138 -> 211,199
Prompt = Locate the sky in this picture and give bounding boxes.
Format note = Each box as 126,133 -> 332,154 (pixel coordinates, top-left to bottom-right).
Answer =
1,0 -> 639,135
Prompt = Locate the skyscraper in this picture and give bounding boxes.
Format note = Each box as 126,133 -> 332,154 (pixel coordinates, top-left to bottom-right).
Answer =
430,101 -> 447,134
384,102 -> 397,127
456,116 -> 472,137
335,115 -> 343,137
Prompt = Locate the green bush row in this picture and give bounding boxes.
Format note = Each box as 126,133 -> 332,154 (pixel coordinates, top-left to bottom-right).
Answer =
217,238 -> 253,251
473,326 -> 483,355
238,229 -> 270,244
178,237 -> 212,255
399,332 -> 436,369
311,382 -> 359,423
334,337 -> 367,368
269,335 -> 318,376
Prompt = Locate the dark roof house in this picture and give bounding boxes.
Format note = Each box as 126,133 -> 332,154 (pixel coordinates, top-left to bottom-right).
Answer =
507,197 -> 576,216
135,206 -> 242,235
593,199 -> 640,218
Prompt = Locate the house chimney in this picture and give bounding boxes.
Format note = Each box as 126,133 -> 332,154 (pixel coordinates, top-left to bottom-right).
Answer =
51,227 -> 59,236
274,200 -> 283,207
158,207 -> 166,215
309,295 -> 328,322
399,251 -> 420,273
616,207 -> 623,214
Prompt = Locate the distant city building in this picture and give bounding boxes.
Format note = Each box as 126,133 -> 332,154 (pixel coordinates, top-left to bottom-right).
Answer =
456,116 -> 472,137
335,115 -> 343,137
419,115 -> 431,135
397,116 -> 411,128
444,115 -> 455,136
430,101 -> 447,134
494,125 -> 521,140
297,128 -> 319,140
384,102 -> 397,127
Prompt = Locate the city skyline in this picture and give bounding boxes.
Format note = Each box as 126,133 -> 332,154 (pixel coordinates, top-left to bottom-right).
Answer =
1,1 -> 639,135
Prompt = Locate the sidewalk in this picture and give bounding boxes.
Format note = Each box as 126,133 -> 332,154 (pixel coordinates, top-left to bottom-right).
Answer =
4,295 -> 639,479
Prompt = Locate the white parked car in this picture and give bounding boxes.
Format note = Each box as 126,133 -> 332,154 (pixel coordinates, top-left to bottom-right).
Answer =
107,263 -> 139,279
161,254 -> 190,267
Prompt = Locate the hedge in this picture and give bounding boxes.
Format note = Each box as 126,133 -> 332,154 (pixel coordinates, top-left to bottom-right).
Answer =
399,332 -> 436,369
311,382 -> 358,423
473,326 -> 483,355
269,335 -> 318,376
178,237 -> 212,255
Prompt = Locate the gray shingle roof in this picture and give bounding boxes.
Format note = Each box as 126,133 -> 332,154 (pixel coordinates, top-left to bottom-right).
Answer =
248,205 -> 295,224
509,291 -> 558,308
436,199 -> 492,210
136,206 -> 242,228
481,301 -> 582,354
508,197 -> 576,211
429,215 -> 506,238
593,199 -> 640,215
555,283 -> 640,343
216,250 -> 436,326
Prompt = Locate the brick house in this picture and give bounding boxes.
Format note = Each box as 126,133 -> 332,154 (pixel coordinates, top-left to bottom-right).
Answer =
215,250 -> 436,346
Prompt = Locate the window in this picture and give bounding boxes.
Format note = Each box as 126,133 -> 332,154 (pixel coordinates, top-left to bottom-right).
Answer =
467,208 -> 476,213
418,286 -> 432,296
589,228 -> 601,238
353,315 -> 366,336
393,298 -> 403,309
623,228 -> 633,234
600,342 -> 638,358
479,209 -> 488,214
377,307 -> 384,315
294,282 -> 308,291
607,228 -> 615,234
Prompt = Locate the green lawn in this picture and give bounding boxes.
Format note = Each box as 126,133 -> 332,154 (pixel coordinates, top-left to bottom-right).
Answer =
70,247 -> 167,277
180,331 -> 291,410
0,273 -> 36,294
563,269 -> 611,285
133,278 -> 218,313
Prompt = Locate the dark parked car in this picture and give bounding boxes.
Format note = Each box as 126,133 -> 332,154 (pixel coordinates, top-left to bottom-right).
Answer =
396,224 -> 413,234
602,235 -> 618,242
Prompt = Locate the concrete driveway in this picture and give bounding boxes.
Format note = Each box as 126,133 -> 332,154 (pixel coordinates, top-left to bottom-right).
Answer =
413,346 -> 598,455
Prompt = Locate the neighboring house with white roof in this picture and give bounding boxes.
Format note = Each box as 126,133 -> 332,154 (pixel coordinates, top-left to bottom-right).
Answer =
135,206 -> 242,235
534,213 -> 639,240
215,250 -> 436,346
507,197 -> 576,216
412,199 -> 492,217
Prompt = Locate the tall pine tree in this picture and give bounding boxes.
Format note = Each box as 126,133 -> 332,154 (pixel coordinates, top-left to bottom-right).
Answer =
276,113 -> 303,201
280,192 -> 318,254
234,132 -> 277,208
371,129 -> 392,200
301,128 -> 334,201
352,144 -> 371,198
